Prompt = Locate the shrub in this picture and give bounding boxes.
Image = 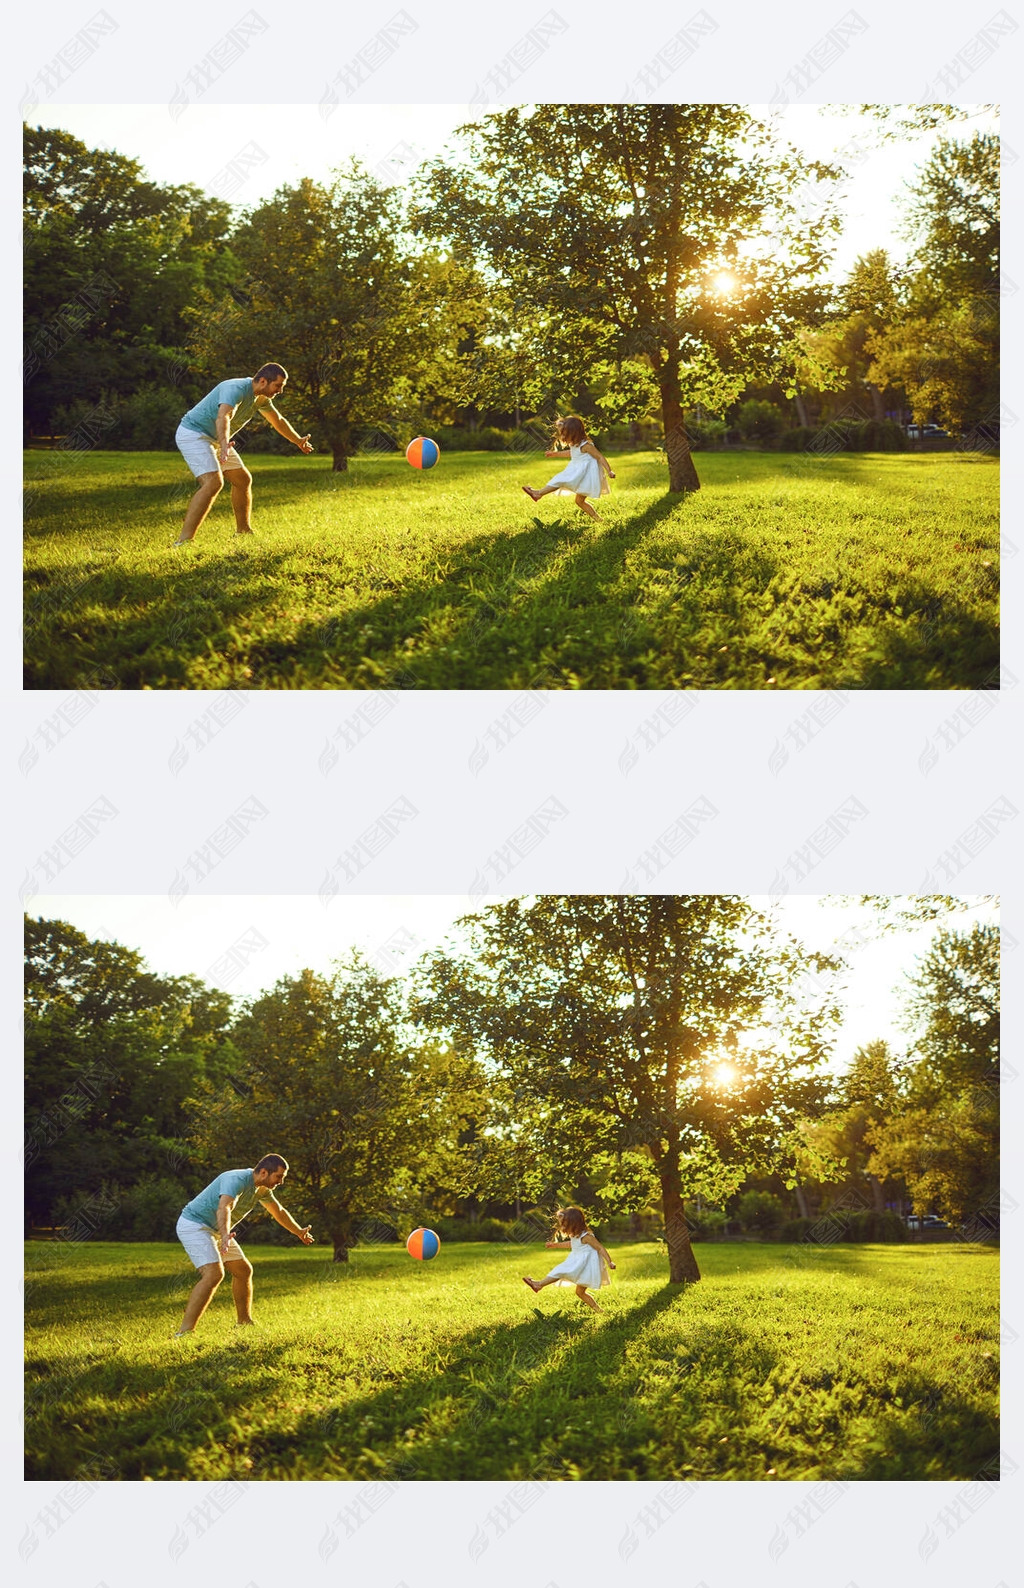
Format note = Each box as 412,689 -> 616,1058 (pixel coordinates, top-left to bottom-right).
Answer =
780,1217 -> 818,1242
736,399 -> 785,443
777,426 -> 819,451
433,1216 -> 515,1243
50,1180 -> 124,1240
686,1207 -> 728,1241
685,419 -> 729,451
777,419 -> 907,454
113,1176 -> 192,1240
118,386 -> 193,450
594,419 -> 665,450
735,1190 -> 786,1235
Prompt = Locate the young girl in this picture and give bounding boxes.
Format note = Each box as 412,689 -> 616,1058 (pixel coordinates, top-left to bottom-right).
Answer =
522,1206 -> 615,1313
522,416 -> 615,523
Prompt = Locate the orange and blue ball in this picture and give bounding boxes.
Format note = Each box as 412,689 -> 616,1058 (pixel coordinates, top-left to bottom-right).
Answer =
406,1227 -> 440,1260
405,436 -> 440,470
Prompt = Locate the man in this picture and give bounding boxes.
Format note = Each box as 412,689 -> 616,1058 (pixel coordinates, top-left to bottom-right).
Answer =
173,362 -> 314,544
173,1153 -> 314,1335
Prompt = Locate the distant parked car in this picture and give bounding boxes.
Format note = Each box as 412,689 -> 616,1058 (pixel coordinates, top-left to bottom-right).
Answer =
906,424 -> 950,439
906,1214 -> 950,1229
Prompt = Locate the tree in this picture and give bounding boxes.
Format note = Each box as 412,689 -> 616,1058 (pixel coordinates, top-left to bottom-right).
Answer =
191,957 -> 450,1261
417,105 -> 841,491
867,923 -> 999,1225
796,250 -> 906,421
188,168 -> 460,470
415,896 -> 841,1283
867,134 -> 999,431
24,917 -> 234,1223
793,1040 -> 903,1215
841,106 -> 996,140
23,125 -> 237,434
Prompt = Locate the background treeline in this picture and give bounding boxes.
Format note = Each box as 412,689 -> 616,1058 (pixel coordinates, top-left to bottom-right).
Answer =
24,108 -> 999,471
25,900 -> 1000,1273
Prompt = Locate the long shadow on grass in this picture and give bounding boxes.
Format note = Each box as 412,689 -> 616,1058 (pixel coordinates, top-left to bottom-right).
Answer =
291,493 -> 697,688
24,547 -> 303,688
24,1334 -> 312,1480
251,1283 -> 691,1480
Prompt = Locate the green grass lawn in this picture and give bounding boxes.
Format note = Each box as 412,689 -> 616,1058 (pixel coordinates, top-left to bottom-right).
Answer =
23,449 -> 998,689
24,1240 -> 999,1481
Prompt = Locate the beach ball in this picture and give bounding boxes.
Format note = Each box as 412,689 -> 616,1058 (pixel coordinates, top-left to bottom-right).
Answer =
405,436 -> 440,470
406,1227 -> 440,1260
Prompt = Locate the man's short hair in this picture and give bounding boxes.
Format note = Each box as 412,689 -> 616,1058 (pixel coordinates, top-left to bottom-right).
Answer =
254,1153 -> 289,1173
254,363 -> 288,383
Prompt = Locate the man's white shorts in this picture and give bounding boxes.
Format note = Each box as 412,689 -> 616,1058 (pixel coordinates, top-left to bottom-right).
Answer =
176,1213 -> 246,1268
175,423 -> 244,479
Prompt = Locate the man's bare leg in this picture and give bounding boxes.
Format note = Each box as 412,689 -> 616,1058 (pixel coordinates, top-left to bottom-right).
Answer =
224,1257 -> 254,1324
175,472 -> 223,544
176,1262 -> 223,1333
223,466 -> 254,534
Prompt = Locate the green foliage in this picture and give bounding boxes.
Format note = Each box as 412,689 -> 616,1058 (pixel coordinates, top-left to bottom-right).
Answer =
23,125 -> 237,435
417,104 -> 841,489
681,418 -> 727,450
187,956 -> 468,1260
734,1190 -> 786,1234
686,1207 -> 727,1241
111,1175 -> 191,1241
432,1216 -> 515,1243
735,400 -> 785,443
51,385 -> 191,452
24,916 -> 235,1225
776,420 -> 907,452
23,450 -> 999,690
24,1241 -> 1000,1481
866,134 -> 1000,431
868,924 -> 1000,1226
186,167 -> 471,470
417,895 -> 841,1280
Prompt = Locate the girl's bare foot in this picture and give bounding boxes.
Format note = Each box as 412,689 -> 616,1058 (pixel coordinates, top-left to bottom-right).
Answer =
522,1276 -> 540,1292
522,486 -> 538,501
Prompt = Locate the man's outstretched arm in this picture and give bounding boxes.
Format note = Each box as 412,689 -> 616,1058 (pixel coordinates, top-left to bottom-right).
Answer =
262,1192 -> 315,1243
263,405 -> 314,453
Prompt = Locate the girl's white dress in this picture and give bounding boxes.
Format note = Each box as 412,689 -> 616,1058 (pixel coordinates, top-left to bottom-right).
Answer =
544,444 -> 609,500
544,1233 -> 610,1290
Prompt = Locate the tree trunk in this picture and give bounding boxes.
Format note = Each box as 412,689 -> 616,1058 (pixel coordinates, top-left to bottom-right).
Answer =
866,1173 -> 886,1214
794,393 -> 809,428
330,1227 -> 351,1262
795,1184 -> 810,1219
331,445 -> 350,472
658,365 -> 701,493
660,1162 -> 701,1283
867,383 -> 885,421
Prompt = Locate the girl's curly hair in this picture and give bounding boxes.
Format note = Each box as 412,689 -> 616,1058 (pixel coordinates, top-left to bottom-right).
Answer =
555,1206 -> 587,1237
553,415 -> 587,446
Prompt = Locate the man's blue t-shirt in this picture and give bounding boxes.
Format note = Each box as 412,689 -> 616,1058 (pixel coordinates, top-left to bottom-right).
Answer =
181,1168 -> 257,1227
180,378 -> 269,439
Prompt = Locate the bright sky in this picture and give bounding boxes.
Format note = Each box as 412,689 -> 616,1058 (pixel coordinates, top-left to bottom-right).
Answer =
28,894 -> 998,1071
34,103 -> 999,283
